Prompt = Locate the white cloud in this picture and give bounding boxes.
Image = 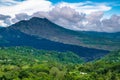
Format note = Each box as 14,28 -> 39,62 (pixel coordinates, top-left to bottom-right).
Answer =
0,1 -> 111,17
101,15 -> 120,32
32,7 -> 120,32
46,7 -> 86,30
56,2 -> 111,14
11,13 -> 31,23
0,0 -> 52,17
1,0 -> 119,32
0,14 -> 11,26
0,20 -> 8,27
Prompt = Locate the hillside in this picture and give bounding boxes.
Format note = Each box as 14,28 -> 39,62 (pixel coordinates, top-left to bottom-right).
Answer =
99,49 -> 120,63
0,46 -> 84,65
0,28 -> 109,61
0,46 -> 83,80
9,17 -> 120,50
64,50 -> 120,80
0,47 -> 119,80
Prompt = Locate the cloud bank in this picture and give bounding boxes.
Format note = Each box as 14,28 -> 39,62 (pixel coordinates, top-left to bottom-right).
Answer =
0,0 -> 120,32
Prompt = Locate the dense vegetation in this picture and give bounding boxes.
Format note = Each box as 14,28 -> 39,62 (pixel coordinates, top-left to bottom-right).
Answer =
0,46 -> 120,80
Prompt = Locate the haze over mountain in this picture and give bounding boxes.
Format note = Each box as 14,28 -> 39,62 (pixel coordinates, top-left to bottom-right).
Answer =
9,17 -> 120,51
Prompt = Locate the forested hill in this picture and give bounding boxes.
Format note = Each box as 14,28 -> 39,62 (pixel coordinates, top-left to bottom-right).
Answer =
0,47 -> 120,80
0,46 -> 84,64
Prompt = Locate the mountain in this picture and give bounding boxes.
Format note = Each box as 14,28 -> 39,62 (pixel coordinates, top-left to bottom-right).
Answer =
0,28 -> 108,61
9,17 -> 81,47
9,17 -> 120,50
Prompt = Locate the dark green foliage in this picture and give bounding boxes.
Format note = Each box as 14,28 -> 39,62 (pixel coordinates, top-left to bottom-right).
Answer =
0,46 -> 84,65
69,50 -> 120,80
99,50 -> 120,63
0,47 -> 120,80
0,46 -> 83,80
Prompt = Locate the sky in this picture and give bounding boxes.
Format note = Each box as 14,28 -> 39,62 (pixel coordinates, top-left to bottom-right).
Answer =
0,0 -> 120,32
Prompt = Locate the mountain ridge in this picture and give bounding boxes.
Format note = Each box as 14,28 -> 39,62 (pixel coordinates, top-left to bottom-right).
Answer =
8,17 -> 120,50
0,27 -> 109,61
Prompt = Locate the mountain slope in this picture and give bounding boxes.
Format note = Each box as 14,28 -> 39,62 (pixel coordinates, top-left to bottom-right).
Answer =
0,46 -> 84,80
99,50 -> 120,63
67,50 -> 120,80
9,17 -> 120,50
9,17 -> 81,47
0,28 -> 109,61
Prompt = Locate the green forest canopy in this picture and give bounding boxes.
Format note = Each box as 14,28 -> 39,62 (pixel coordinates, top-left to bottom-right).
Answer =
0,46 -> 120,80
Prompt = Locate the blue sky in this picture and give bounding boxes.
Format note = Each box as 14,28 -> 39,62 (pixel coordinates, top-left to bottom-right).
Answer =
51,0 -> 120,17
0,0 -> 120,32
50,0 -> 120,3
0,0 -> 119,17
22,0 -> 120,17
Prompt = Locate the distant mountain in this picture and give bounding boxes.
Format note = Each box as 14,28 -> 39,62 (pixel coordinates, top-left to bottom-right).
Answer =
9,17 -> 120,50
0,27 -> 108,61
